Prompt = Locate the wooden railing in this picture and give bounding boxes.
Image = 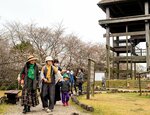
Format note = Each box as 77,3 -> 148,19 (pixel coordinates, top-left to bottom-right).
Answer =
134,48 -> 146,56
137,71 -> 150,96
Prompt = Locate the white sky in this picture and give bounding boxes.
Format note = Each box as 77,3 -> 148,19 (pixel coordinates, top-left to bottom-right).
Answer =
0,0 -> 106,43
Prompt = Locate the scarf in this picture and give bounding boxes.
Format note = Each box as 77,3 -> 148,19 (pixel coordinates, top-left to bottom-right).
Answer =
28,64 -> 35,80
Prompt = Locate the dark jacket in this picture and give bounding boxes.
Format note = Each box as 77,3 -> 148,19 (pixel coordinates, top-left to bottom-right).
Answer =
59,80 -> 70,92
76,72 -> 84,84
21,62 -> 39,90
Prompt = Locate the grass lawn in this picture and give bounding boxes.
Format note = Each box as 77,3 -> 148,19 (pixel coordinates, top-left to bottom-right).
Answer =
0,90 -> 21,114
0,91 -> 8,114
0,104 -> 10,114
0,91 -> 5,97
77,93 -> 150,115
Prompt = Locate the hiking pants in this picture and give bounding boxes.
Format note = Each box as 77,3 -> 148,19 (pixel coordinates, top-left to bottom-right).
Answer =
70,83 -> 74,94
41,83 -> 55,109
61,92 -> 69,104
78,83 -> 82,94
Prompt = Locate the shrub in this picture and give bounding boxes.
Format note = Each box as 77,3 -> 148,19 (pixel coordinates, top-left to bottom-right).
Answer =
0,86 -> 7,90
94,80 -> 150,89
6,83 -> 18,90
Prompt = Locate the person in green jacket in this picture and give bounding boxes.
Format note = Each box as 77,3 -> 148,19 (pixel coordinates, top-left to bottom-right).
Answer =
20,55 -> 39,114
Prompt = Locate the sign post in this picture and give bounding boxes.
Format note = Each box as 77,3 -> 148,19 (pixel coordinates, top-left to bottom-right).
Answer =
86,59 -> 95,99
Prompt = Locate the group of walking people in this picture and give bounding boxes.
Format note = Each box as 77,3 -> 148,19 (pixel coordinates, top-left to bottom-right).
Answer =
19,55 -> 84,114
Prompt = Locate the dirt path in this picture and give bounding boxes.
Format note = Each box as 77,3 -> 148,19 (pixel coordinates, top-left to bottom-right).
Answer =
3,99 -> 91,115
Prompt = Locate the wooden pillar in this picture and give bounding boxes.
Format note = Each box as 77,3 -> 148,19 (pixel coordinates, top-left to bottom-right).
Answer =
134,63 -> 136,80
106,7 -> 110,80
126,26 -> 129,79
112,37 -> 115,79
138,74 -> 142,96
131,40 -> 133,79
145,1 -> 150,70
131,58 -> 133,79
116,36 -> 120,79
87,59 -> 90,99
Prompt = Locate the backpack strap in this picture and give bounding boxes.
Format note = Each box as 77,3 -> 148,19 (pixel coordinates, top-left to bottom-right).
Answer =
43,65 -> 55,83
43,66 -> 47,78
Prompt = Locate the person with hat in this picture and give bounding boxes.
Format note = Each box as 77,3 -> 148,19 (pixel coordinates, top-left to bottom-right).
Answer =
58,73 -> 71,106
20,55 -> 39,114
40,56 -> 58,113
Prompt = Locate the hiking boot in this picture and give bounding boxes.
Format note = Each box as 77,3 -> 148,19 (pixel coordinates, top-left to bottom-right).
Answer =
27,106 -> 30,112
23,109 -> 27,114
66,102 -> 69,106
22,106 -> 27,114
63,103 -> 66,106
54,100 -> 56,105
79,91 -> 82,95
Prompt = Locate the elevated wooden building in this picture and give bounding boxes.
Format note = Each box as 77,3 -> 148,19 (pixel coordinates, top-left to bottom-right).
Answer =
98,0 -> 150,79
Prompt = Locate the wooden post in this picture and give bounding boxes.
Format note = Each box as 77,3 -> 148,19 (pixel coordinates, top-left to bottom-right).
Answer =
93,64 -> 95,97
87,59 -> 95,99
140,49 -> 142,56
116,36 -> 120,79
131,57 -> 133,79
91,60 -> 95,97
145,1 -> 150,71
126,26 -> 129,87
92,81 -> 95,97
133,63 -> 136,80
126,26 -> 129,80
106,7 -> 110,80
131,41 -> 133,79
87,59 -> 91,99
112,37 -> 115,79
139,74 -> 142,96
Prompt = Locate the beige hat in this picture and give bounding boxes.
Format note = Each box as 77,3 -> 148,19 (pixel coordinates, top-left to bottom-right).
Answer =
45,56 -> 53,62
27,55 -> 38,62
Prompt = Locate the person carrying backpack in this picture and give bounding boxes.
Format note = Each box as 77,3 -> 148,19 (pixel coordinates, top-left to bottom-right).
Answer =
40,56 -> 58,113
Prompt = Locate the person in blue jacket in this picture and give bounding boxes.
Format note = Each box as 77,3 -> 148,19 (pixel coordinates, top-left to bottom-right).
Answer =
69,70 -> 75,94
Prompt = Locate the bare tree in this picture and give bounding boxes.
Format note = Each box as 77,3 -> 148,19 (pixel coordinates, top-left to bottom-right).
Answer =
0,22 -> 106,88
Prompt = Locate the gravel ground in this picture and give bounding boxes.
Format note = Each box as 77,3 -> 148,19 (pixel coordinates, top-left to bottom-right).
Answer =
3,99 -> 91,115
